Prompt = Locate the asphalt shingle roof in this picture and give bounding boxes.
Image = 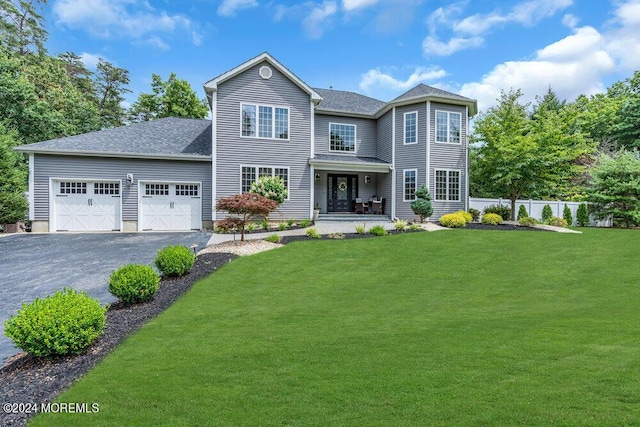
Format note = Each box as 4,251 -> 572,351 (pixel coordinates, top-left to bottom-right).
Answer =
313,88 -> 386,116
17,118 -> 212,158
392,83 -> 474,103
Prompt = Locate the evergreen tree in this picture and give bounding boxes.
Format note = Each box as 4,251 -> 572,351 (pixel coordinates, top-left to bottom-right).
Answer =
588,151 -> 640,227
94,58 -> 131,128
517,205 -> 528,220
0,0 -> 48,56
563,204 -> 573,226
410,185 -> 433,223
0,123 -> 28,223
576,203 -> 589,227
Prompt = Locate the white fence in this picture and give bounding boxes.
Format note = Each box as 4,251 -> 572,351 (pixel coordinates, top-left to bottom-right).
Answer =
469,198 -> 611,227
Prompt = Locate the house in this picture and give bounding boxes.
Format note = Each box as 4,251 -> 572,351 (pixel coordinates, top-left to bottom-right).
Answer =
15,52 -> 477,233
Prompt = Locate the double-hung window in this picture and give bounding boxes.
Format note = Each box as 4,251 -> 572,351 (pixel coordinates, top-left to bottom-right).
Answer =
241,103 -> 289,139
435,170 -> 460,201
241,166 -> 290,199
330,123 -> 356,152
435,111 -> 461,144
403,169 -> 417,201
404,112 -> 417,144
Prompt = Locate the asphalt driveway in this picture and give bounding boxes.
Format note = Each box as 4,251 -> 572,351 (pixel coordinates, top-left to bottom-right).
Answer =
0,231 -> 212,364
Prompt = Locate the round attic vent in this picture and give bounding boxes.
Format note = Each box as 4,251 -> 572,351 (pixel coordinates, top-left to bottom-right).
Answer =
259,65 -> 273,80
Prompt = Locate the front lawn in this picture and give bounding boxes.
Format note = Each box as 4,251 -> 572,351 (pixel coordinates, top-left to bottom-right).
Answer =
33,228 -> 640,425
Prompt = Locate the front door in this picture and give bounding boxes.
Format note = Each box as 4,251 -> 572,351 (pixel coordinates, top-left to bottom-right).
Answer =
328,174 -> 358,212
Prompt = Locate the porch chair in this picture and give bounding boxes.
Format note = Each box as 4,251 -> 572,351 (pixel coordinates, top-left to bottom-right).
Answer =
371,198 -> 385,215
355,198 -> 368,214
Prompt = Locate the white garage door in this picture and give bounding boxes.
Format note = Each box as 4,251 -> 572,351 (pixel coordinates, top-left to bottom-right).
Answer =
54,181 -> 121,232
140,183 -> 201,231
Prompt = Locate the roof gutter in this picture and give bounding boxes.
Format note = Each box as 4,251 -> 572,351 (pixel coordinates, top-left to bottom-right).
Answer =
13,147 -> 212,162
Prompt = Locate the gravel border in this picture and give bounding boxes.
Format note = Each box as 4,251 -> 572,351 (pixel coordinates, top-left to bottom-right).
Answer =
0,252 -> 237,427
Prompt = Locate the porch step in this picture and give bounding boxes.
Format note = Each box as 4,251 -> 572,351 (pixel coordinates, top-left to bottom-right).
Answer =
318,214 -> 391,222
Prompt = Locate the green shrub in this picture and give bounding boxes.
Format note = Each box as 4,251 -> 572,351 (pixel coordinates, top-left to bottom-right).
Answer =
546,216 -> 568,227
517,205 -> 529,220
368,225 -> 387,236
287,219 -> 295,227
440,213 -> 467,228
265,234 -> 282,243
109,264 -> 160,304
410,185 -> 433,222
278,222 -> 287,231
306,227 -> 321,239
577,203 -> 589,227
518,216 -> 538,227
394,220 -> 407,231
261,220 -> 270,231
563,204 -> 573,226
454,210 -> 473,224
483,204 -> 511,221
482,213 -> 503,225
468,208 -> 481,222
4,288 -> 106,358
154,245 -> 196,277
541,204 -> 553,222
327,232 -> 345,240
299,219 -> 312,228
355,224 -> 366,234
408,224 -> 421,231
246,222 -> 255,232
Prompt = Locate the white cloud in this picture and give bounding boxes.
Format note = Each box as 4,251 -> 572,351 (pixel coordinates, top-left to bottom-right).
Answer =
143,36 -> 170,50
302,1 -> 338,39
78,52 -> 103,69
459,25 -> 615,113
422,35 -> 483,56
52,0 -> 195,48
604,0 -> 640,71
562,13 -> 579,28
342,0 -> 379,11
217,0 -> 258,17
426,0 -> 573,56
359,66 -> 447,96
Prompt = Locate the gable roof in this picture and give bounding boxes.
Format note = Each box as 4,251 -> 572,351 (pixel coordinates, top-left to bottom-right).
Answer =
204,52 -> 322,104
387,83 -> 478,116
15,117 -> 212,161
313,88 -> 386,117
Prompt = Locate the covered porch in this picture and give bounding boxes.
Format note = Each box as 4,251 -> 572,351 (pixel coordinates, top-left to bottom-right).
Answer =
309,155 -> 392,217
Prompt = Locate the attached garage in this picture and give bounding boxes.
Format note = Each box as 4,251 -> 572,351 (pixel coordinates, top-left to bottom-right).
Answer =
53,180 -> 121,232
139,182 -> 202,231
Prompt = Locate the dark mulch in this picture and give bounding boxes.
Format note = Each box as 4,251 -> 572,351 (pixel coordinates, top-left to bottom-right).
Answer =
0,252 -> 237,427
464,223 -> 548,231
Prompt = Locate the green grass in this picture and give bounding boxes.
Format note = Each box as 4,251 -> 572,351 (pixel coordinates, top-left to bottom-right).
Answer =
33,229 -> 640,426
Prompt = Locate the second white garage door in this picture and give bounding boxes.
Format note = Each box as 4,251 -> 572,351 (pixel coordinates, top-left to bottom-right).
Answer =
140,182 -> 202,231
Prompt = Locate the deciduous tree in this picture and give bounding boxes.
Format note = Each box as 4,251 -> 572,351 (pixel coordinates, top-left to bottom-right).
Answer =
215,193 -> 278,241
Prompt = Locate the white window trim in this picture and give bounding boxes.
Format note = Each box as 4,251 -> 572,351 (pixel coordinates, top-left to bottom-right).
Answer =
404,111 -> 418,145
329,122 -> 357,154
239,165 -> 291,201
435,110 -> 462,145
434,168 -> 461,202
239,102 -> 290,141
403,168 -> 418,202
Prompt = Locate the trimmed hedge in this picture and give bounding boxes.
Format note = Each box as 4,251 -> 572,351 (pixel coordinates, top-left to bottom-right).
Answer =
482,213 -> 503,225
4,288 -> 106,358
440,213 -> 467,228
453,210 -> 473,224
109,264 -> 160,304
154,245 -> 196,277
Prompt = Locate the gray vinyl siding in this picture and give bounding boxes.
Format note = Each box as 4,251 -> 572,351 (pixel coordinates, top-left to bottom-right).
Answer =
314,114 -> 377,157
33,154 -> 211,221
376,111 -> 392,163
394,103 -> 428,219
429,102 -> 468,218
216,60 -> 311,218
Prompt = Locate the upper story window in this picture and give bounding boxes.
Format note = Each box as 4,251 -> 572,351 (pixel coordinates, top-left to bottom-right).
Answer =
404,112 -> 417,144
241,103 -> 289,140
435,110 -> 461,144
330,123 -> 356,152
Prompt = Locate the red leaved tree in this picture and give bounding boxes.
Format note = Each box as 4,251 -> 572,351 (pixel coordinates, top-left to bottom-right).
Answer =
215,193 -> 278,241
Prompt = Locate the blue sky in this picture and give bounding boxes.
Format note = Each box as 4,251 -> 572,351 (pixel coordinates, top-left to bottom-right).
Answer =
42,0 -> 640,114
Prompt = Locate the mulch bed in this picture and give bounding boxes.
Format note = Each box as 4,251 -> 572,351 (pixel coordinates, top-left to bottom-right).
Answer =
0,252 -> 237,427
